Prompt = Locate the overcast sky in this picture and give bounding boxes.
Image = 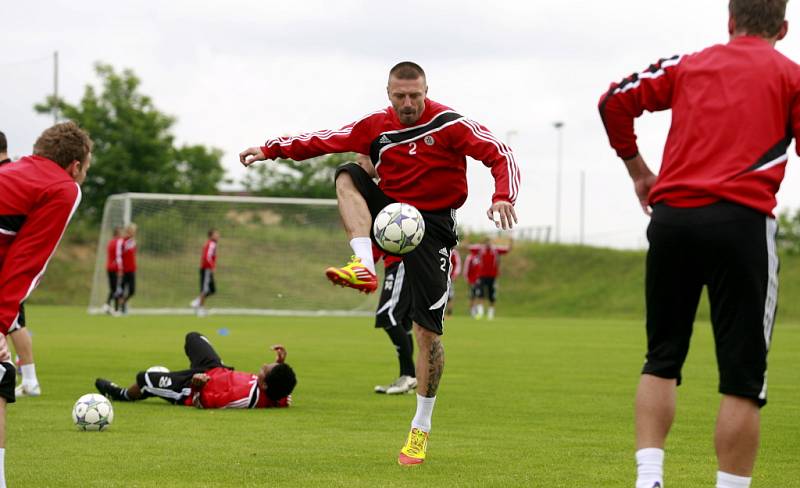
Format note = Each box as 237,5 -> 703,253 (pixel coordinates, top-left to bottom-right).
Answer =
2,0 -> 799,248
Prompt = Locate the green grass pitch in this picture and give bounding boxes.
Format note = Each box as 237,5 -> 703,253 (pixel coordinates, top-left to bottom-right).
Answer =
7,307 -> 800,487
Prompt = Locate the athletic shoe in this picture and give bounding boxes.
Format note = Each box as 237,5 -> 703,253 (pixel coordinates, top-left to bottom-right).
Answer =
398,427 -> 429,465
375,375 -> 417,394
386,376 -> 417,395
15,383 -> 41,397
325,256 -> 378,294
95,378 -> 127,401
101,303 -> 111,314
190,297 -> 200,308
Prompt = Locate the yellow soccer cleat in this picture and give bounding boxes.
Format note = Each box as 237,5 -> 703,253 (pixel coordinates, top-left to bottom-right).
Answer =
398,427 -> 429,466
325,256 -> 378,294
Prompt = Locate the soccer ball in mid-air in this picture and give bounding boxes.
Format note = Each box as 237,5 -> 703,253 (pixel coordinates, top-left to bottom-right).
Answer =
72,393 -> 114,431
146,365 -> 170,374
373,202 -> 425,254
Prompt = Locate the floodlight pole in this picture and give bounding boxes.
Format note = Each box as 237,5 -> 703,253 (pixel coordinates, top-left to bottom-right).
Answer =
553,121 -> 564,243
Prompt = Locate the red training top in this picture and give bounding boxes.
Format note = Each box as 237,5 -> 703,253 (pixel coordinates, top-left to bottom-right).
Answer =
464,249 -> 481,286
0,156 -> 81,334
122,237 -> 137,273
200,239 -> 217,270
106,237 -> 123,273
259,99 -> 520,212
599,36 -> 800,216
470,244 -> 509,279
184,366 -> 290,409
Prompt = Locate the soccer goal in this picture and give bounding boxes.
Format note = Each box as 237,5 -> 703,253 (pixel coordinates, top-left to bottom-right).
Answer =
88,193 -> 377,316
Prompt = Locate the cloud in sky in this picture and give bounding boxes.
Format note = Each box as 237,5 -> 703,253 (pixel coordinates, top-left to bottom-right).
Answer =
2,0 -> 798,248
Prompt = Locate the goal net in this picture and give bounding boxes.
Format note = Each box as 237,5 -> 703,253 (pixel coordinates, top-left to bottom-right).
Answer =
88,193 -> 378,316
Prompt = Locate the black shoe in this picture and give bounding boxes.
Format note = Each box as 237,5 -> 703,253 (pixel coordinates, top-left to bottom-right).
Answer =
95,378 -> 128,401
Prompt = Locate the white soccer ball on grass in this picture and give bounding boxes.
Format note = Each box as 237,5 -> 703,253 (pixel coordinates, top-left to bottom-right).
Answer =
72,393 -> 114,431
373,202 -> 425,254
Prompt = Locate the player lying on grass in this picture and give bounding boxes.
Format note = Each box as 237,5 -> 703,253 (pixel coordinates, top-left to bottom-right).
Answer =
96,332 -> 297,409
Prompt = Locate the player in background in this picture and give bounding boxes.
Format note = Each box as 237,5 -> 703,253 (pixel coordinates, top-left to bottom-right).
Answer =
373,250 -> 416,395
0,122 -> 92,488
463,245 -> 482,317
191,229 -> 219,317
118,223 -> 137,315
103,226 -> 124,315
1,133 -> 43,398
239,61 -> 520,465
599,2 -> 798,487
470,237 -> 512,320
95,332 -> 296,409
445,248 -> 461,316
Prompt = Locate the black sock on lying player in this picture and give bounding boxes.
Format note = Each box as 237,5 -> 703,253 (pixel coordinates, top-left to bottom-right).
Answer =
95,378 -> 132,401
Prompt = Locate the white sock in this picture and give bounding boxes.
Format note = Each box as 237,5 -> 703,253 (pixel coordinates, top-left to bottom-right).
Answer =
716,471 -> 751,488
349,237 -> 375,274
0,448 -> 6,488
411,394 -> 436,432
20,363 -> 38,386
488,307 -> 495,319
476,304 -> 484,317
636,448 -> 664,488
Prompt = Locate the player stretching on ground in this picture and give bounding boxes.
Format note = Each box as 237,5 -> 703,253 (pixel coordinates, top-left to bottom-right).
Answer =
240,61 -> 520,465
0,122 -> 92,488
0,133 -> 44,398
118,223 -> 137,315
103,227 -> 124,314
95,332 -> 296,409
191,229 -> 219,317
599,1 -> 798,487
470,237 -> 512,320
373,250 -> 416,395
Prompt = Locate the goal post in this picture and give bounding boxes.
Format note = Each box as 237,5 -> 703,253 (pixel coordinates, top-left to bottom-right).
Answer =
88,193 -> 377,316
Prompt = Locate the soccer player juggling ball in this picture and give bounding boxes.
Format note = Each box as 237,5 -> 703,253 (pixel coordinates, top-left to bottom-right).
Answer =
0,122 -> 92,488
239,61 -> 521,465
599,1 -> 800,487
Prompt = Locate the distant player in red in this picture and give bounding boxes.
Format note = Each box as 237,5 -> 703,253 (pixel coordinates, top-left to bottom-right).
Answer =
191,229 -> 219,317
118,223 -> 137,315
599,1 -> 797,486
95,332 -> 297,409
103,226 -> 124,314
469,237 -> 512,320
239,61 -> 520,465
463,246 -> 482,317
445,248 -> 461,316
0,122 -> 92,487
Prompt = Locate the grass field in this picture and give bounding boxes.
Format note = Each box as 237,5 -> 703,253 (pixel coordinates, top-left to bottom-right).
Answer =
7,307 -> 800,487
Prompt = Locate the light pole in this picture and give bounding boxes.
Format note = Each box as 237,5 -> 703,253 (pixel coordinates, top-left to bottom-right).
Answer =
553,121 -> 564,243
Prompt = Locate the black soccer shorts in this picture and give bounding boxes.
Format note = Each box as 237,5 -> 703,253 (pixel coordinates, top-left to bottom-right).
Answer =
375,260 -> 412,331
643,202 -> 778,407
122,272 -> 136,298
336,163 -> 458,335
7,302 -> 25,333
478,277 -> 497,303
0,362 -> 16,403
200,269 -> 216,296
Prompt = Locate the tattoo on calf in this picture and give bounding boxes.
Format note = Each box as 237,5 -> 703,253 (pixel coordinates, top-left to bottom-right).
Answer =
425,338 -> 445,397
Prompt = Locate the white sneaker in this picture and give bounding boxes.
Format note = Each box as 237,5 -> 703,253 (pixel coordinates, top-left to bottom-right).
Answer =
15,383 -> 41,397
385,375 -> 417,395
101,303 -> 111,314
190,298 -> 200,308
